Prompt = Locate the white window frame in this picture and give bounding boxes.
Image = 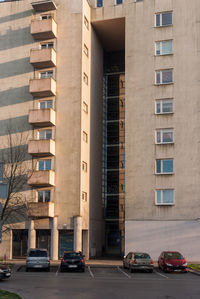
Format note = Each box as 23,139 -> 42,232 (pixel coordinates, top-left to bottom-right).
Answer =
156,129 -> 174,144
38,159 -> 52,171
155,40 -> 173,56
41,42 -> 54,49
155,12 -> 173,27
38,129 -> 52,140
156,159 -> 174,174
40,70 -> 54,79
155,69 -> 173,85
155,99 -> 173,114
37,190 -> 51,203
39,100 -> 53,109
155,189 -> 174,205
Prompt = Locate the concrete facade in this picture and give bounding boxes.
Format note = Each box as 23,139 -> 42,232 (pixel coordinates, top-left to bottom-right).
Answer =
0,0 -> 200,261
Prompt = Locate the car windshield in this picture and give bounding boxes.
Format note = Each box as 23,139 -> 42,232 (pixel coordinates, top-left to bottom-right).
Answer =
164,252 -> 183,259
134,253 -> 150,259
29,250 -> 47,257
64,253 -> 82,259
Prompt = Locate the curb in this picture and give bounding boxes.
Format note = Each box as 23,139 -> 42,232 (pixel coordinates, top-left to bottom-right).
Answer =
188,268 -> 200,276
1,288 -> 25,299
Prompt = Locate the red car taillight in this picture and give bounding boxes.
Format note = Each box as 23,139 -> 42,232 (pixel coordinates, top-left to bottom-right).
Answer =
81,258 -> 84,263
151,260 -> 154,265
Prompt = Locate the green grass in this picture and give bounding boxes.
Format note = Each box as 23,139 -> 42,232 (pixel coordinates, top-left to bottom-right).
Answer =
0,290 -> 22,299
188,264 -> 200,271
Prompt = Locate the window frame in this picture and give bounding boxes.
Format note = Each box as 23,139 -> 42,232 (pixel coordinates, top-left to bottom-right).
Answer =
39,100 -> 53,109
155,40 -> 173,56
155,98 -> 173,114
38,159 -> 52,171
41,42 -> 54,49
37,190 -> 51,203
155,69 -> 173,85
38,129 -> 52,140
156,159 -> 174,175
40,70 -> 54,79
155,11 -> 173,27
97,0 -> 103,7
156,129 -> 174,144
116,0 -> 123,5
155,189 -> 174,205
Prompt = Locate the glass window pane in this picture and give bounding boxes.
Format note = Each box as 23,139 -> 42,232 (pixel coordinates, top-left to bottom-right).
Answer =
156,42 -> 160,55
97,0 -> 103,7
162,13 -> 172,26
162,70 -> 172,83
39,160 -> 44,170
47,100 -> 53,108
45,191 -> 50,202
116,0 -> 123,4
163,131 -> 173,143
156,102 -> 161,113
162,41 -> 172,55
162,101 -> 173,113
45,160 -> 51,170
163,190 -> 174,203
39,131 -> 45,139
156,160 -> 161,173
38,191 -> 43,202
157,131 -> 161,143
46,130 -> 52,139
156,72 -> 160,84
156,14 -> 160,27
156,190 -> 161,203
40,102 -> 46,109
163,159 -> 173,173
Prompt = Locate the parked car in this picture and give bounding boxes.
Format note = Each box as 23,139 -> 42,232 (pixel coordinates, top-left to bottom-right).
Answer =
0,263 -> 11,280
60,251 -> 85,272
158,251 -> 188,273
26,248 -> 50,272
123,252 -> 154,273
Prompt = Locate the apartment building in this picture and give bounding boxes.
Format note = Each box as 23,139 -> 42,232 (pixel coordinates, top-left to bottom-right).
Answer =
0,0 -> 200,261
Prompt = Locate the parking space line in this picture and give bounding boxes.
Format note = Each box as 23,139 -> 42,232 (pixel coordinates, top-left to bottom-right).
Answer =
155,270 -> 168,279
56,265 -> 60,276
117,266 -> 131,279
88,266 -> 94,278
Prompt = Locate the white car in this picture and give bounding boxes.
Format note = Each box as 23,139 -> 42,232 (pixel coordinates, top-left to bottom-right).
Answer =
26,248 -> 50,272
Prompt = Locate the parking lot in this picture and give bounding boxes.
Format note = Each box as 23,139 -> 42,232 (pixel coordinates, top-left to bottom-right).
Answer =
1,265 -> 200,299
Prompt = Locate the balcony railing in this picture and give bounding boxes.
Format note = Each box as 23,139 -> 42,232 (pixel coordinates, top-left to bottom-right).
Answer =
31,17 -> 57,40
27,202 -> 54,218
28,108 -> 56,127
28,170 -> 55,186
31,0 -> 57,12
28,139 -> 55,156
30,48 -> 56,69
29,78 -> 56,97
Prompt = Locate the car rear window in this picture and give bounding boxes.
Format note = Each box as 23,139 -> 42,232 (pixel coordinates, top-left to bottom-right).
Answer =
29,250 -> 47,257
134,253 -> 150,259
164,252 -> 183,259
63,253 -> 82,259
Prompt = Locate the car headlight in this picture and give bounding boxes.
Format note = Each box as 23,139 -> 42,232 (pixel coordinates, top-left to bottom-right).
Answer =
183,263 -> 187,266
166,263 -> 173,267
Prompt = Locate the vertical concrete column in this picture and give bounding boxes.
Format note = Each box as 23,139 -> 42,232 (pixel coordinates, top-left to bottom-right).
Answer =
74,216 -> 82,252
51,217 -> 58,260
28,219 -> 36,249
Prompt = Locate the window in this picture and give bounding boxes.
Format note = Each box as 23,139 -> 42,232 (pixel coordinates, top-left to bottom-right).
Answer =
83,44 -> 89,57
156,129 -> 174,144
83,73 -> 88,85
155,40 -> 173,56
40,71 -> 53,79
97,0 -> 103,7
83,101 -> 88,113
156,189 -> 174,205
38,159 -> 51,170
82,191 -> 87,201
156,159 -> 173,174
82,161 -> 87,172
116,0 -> 123,4
83,131 -> 88,143
41,15 -> 52,20
38,129 -> 52,140
39,100 -> 53,109
156,99 -> 173,114
156,12 -> 172,27
41,42 -> 54,49
136,0 -> 143,2
84,16 -> 89,30
38,190 -> 51,202
156,69 -> 173,84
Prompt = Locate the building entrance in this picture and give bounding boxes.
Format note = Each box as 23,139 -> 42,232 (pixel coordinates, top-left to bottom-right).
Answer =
12,229 -> 28,258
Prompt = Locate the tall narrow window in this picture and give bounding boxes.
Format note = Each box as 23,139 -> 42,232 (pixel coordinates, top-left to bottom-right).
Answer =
97,0 -> 103,7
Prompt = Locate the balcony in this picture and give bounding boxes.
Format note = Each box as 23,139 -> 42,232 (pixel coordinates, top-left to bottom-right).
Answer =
28,108 -> 56,127
31,0 -> 57,12
30,48 -> 56,69
29,78 -> 56,97
28,139 -> 55,156
27,202 -> 54,218
28,170 -> 55,186
31,18 -> 57,40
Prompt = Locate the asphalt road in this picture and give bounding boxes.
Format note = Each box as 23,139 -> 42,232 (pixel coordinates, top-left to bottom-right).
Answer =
1,266 -> 200,299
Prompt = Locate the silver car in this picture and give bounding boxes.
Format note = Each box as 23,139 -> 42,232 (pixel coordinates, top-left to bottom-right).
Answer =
26,248 -> 50,272
123,252 -> 154,273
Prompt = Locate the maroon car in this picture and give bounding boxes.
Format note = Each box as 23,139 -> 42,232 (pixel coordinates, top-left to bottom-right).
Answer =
158,251 -> 188,273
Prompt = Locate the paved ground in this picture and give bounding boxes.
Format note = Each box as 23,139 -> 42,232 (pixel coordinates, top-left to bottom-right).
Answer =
1,265 -> 200,299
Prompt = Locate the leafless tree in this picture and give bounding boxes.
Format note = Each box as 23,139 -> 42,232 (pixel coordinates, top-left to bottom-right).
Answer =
0,128 -> 35,233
